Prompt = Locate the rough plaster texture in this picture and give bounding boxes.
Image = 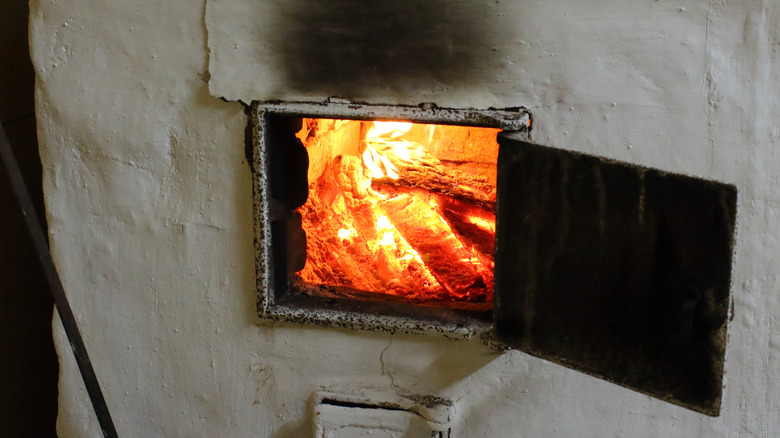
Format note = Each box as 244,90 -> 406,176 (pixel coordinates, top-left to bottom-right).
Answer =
31,0 -> 779,436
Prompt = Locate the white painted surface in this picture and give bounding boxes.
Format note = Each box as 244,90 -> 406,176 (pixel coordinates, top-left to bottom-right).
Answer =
30,0 -> 779,436
314,404 -> 433,438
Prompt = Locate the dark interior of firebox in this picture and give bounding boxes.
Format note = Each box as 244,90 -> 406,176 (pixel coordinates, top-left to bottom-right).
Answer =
266,114 -> 500,322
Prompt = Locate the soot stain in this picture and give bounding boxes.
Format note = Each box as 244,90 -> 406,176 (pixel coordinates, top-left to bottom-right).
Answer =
273,0 -> 503,98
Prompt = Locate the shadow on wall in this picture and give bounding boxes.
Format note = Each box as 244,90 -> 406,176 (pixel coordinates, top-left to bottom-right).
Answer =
272,0 -> 507,99
0,0 -> 58,435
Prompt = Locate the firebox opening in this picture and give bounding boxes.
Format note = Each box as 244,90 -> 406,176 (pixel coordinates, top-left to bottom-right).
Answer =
277,115 -> 500,317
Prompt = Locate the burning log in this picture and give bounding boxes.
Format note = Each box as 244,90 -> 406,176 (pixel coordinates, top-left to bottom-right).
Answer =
437,196 -> 496,263
369,138 -> 496,212
372,175 -> 496,213
297,156 -> 447,301
380,192 -> 492,301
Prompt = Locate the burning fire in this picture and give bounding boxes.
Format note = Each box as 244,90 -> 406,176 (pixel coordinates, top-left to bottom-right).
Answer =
368,121 -> 413,139
296,119 -> 499,308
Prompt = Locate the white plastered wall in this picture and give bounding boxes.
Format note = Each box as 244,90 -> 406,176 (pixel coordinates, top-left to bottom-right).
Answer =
30,0 -> 779,436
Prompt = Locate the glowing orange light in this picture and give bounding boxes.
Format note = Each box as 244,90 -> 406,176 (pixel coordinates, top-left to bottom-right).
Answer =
362,146 -> 400,179
367,121 -> 413,140
338,228 -> 354,240
378,232 -> 395,248
467,215 -> 496,232
294,117 -> 498,307
376,216 -> 392,230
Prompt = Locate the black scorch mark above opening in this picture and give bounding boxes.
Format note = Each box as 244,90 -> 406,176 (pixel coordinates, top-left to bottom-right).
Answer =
272,0 -> 507,97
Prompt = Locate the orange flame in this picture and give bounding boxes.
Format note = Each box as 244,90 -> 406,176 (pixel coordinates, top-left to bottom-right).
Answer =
337,227 -> 354,240
367,121 -> 412,140
361,121 -> 413,179
295,118 -> 497,307
362,145 -> 399,179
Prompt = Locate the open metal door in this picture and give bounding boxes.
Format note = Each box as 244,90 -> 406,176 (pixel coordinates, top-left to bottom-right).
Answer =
493,133 -> 737,416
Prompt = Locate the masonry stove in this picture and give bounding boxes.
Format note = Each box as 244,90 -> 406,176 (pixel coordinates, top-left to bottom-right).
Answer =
251,101 -> 736,416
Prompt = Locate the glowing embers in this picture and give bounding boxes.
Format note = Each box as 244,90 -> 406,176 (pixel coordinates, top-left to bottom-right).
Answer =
295,119 -> 499,309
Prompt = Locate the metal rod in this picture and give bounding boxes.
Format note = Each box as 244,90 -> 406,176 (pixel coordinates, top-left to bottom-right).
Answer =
0,124 -> 119,438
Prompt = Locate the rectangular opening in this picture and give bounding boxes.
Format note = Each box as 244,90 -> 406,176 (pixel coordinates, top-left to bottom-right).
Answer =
255,103 -> 529,332
294,118 -> 499,311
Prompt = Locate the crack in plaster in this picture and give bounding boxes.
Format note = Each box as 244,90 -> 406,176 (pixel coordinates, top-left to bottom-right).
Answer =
379,335 -> 401,391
